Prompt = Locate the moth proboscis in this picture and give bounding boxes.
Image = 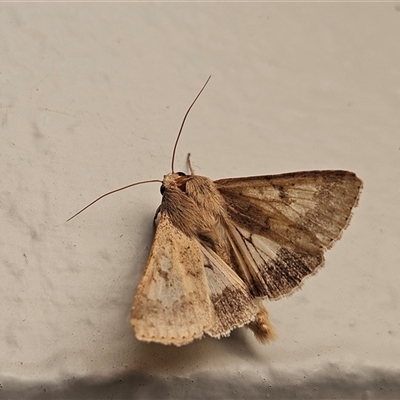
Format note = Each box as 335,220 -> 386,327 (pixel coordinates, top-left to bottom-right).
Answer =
69,76 -> 363,346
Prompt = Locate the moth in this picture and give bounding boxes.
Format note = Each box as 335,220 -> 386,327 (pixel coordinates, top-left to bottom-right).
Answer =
69,77 -> 363,346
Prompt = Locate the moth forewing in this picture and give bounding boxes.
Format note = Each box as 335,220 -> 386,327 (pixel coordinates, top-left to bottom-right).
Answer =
215,170 -> 363,299
131,213 -> 214,346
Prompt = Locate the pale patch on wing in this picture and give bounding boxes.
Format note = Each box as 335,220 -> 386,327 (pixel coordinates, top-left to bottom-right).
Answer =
201,245 -> 258,338
131,213 -> 214,346
216,171 -> 362,299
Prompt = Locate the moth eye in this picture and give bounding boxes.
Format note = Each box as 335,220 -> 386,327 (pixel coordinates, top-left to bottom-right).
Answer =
160,184 -> 165,195
177,172 -> 186,176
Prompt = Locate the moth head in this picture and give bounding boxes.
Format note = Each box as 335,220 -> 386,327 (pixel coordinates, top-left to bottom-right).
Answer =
160,172 -> 187,195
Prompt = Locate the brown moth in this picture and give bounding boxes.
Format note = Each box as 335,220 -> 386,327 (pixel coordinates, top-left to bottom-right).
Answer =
69,77 -> 363,346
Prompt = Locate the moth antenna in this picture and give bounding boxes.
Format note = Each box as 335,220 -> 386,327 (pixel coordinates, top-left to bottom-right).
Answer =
171,75 -> 211,173
67,179 -> 162,222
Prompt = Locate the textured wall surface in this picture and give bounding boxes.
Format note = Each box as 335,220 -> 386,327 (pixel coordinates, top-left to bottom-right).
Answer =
1,3 -> 399,399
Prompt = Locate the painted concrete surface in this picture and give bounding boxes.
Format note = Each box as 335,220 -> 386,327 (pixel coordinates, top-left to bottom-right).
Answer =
1,3 -> 399,399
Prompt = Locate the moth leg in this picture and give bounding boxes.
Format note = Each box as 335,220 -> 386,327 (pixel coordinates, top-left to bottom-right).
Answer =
247,300 -> 276,344
153,205 -> 161,228
187,153 -> 195,175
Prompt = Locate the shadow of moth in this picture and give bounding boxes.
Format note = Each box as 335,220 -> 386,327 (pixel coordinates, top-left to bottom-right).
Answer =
69,77 -> 363,346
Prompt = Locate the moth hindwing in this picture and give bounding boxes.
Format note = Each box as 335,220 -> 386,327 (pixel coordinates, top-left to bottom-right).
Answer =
131,169 -> 362,346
